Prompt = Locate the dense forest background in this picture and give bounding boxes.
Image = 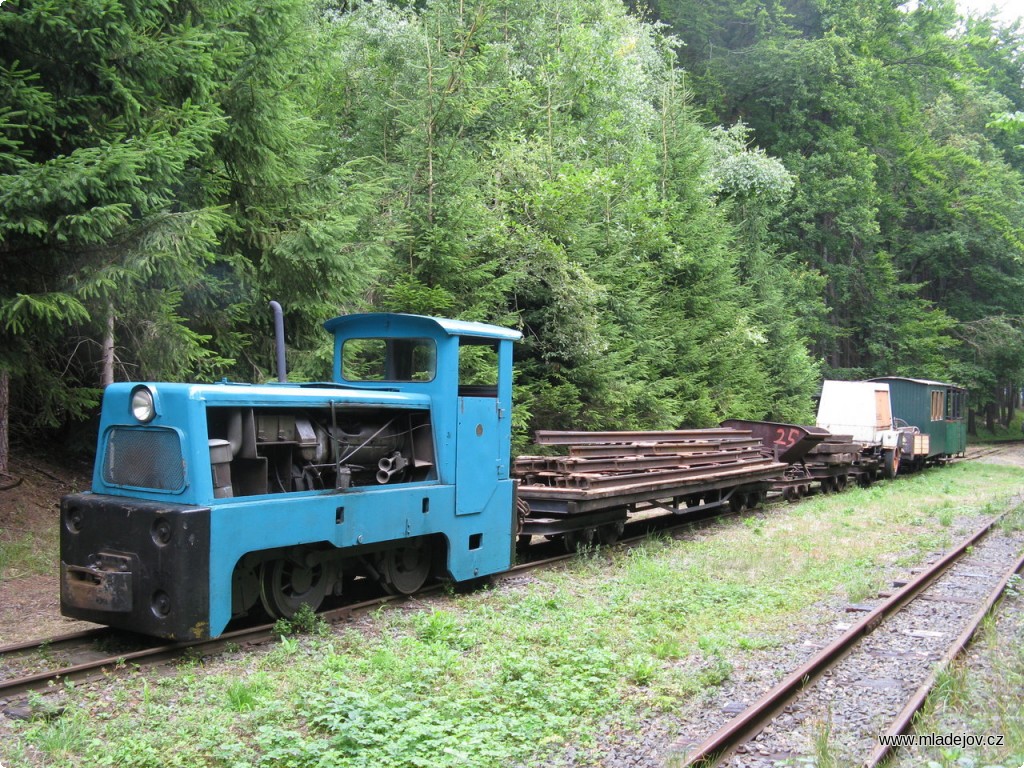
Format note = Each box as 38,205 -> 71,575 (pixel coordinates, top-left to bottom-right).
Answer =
3,0 -> 1024,466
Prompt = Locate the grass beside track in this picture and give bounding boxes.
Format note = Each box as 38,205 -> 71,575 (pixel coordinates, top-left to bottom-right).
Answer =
3,462 -> 1024,768
895,602 -> 1024,768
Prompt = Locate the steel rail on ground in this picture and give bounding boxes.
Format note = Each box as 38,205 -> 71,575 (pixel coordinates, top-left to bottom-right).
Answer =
672,512 -> 1019,767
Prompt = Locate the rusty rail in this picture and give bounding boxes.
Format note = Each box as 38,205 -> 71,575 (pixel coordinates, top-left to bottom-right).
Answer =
566,440 -> 763,458
864,544 -> 1024,767
517,449 -> 767,476
534,429 -> 750,445
670,515 -> 1008,767
517,428 -> 781,498
0,593 -> 413,700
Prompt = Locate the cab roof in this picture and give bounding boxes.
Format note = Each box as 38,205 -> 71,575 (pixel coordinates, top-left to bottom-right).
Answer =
323,313 -> 521,342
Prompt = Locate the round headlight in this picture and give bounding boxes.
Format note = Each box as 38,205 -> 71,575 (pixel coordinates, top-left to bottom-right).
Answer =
130,386 -> 156,423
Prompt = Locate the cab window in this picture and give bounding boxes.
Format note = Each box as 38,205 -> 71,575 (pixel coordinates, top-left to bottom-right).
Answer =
459,340 -> 499,397
342,338 -> 436,382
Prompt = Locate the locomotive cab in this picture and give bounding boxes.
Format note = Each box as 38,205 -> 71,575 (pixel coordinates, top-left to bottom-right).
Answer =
60,313 -> 521,640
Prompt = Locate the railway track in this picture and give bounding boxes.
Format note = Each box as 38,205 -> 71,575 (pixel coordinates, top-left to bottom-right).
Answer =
965,440 -> 1024,461
669,511 -> 1024,767
0,499 -> 737,706
0,589 -> 435,707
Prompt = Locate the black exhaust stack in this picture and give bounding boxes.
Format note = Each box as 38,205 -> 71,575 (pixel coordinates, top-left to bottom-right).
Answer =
269,300 -> 287,383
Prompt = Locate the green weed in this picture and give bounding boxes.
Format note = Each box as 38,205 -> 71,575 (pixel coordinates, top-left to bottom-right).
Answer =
742,515 -> 765,534
0,532 -> 53,579
627,655 -> 658,686
412,609 -> 471,649
272,603 -> 330,636
931,665 -> 969,709
999,503 -> 1024,532
737,634 -> 777,651
652,636 -> 684,660
697,657 -> 732,688
225,675 -> 271,712
1005,573 -> 1022,599
24,708 -> 89,760
844,570 -> 883,603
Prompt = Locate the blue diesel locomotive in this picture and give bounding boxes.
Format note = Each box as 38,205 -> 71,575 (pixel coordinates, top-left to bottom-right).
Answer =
60,313 -> 521,640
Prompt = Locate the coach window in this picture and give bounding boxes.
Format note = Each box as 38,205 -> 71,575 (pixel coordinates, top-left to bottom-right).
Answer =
341,338 -> 436,382
930,391 -> 944,421
458,339 -> 499,397
947,390 -> 963,420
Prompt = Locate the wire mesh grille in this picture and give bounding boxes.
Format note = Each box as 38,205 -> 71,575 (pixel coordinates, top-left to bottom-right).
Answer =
102,427 -> 185,491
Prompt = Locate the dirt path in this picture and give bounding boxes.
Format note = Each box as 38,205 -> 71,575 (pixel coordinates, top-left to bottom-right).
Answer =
0,457 -> 95,645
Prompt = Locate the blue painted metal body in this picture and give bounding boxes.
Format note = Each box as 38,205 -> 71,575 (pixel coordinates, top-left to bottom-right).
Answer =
61,314 -> 521,640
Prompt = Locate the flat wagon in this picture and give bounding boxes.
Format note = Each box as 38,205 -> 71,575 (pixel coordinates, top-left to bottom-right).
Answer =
514,428 -> 789,550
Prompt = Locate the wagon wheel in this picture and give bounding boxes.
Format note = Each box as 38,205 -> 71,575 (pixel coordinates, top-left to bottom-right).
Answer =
377,539 -> 432,595
564,527 -> 596,553
597,522 -> 625,546
260,558 -> 328,619
728,493 -> 747,513
834,474 -> 848,493
883,448 -> 900,479
783,487 -> 799,503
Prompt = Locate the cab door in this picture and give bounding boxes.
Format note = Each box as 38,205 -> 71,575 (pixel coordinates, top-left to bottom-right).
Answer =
455,395 -> 501,516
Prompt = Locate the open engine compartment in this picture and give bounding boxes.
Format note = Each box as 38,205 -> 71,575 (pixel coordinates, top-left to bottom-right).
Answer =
205,405 -> 436,498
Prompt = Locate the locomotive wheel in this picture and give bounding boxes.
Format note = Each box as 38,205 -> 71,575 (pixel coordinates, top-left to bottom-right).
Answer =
232,563 -> 261,615
260,558 -> 328,619
564,527 -> 596,553
378,539 -> 431,595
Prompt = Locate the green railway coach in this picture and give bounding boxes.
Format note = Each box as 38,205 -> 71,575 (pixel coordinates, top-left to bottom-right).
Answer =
869,377 -> 967,468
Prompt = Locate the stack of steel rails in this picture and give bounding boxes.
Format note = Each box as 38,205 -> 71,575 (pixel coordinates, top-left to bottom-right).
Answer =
514,429 -> 776,492
513,430 -> 789,547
